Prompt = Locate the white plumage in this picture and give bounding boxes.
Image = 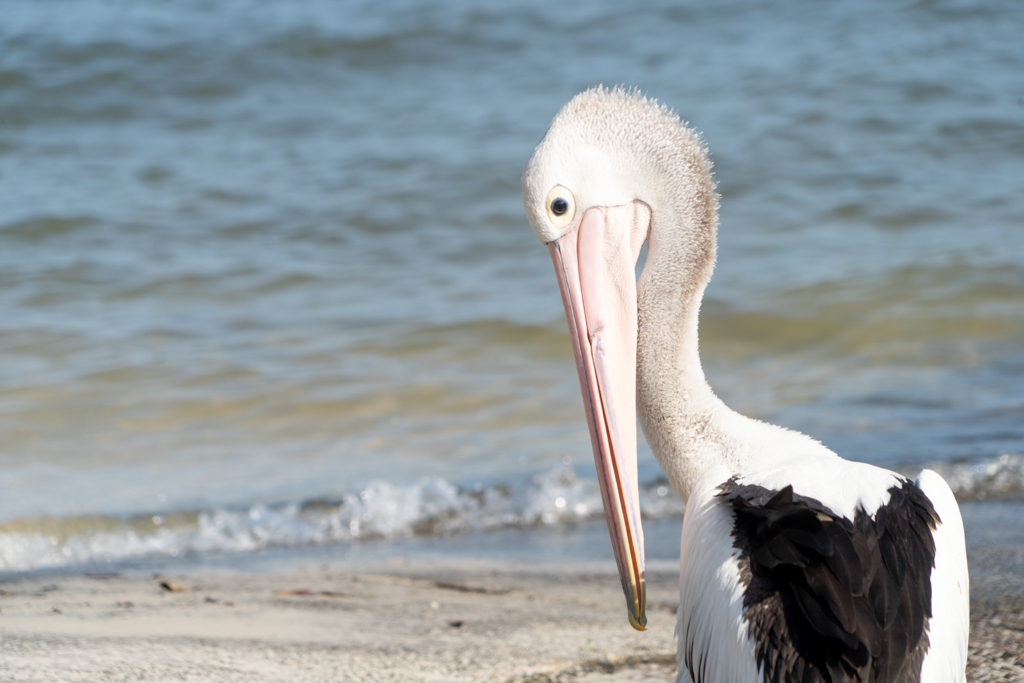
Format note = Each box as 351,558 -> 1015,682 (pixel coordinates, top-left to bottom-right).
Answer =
521,86 -> 969,682
677,465 -> 761,683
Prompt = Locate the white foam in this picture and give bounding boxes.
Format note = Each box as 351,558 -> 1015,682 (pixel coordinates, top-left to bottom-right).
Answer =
921,452 -> 1024,501
1,455 -> 1018,571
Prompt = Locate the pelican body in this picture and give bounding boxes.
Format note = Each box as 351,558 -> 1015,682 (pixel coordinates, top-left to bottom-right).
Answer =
521,88 -> 969,682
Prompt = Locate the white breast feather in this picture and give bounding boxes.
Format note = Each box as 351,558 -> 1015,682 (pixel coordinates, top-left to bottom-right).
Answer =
915,469 -> 969,682
676,465 -> 762,683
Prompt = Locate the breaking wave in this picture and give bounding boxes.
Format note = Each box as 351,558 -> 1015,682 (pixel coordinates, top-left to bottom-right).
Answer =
1,454 -> 1020,571
0,466 -> 683,571
918,452 -> 1024,501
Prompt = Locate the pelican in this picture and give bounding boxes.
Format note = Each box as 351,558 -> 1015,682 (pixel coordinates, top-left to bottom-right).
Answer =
521,87 -> 969,682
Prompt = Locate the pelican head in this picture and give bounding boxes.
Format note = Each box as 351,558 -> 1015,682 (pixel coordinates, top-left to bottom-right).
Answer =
521,86 -> 718,631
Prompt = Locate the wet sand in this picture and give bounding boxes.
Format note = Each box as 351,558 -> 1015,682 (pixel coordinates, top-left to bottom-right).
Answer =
0,560 -> 1020,682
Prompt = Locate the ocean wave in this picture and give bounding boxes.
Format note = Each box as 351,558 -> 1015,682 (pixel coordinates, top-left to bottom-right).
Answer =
1,455 -> 1020,572
918,452 -> 1024,501
0,466 -> 682,572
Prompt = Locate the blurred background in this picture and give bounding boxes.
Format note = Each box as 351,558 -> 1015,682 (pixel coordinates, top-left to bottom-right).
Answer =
1,0 -> 1023,577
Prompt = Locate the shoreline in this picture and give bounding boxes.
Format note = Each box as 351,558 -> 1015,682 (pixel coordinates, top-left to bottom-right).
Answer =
1,560 -> 1021,682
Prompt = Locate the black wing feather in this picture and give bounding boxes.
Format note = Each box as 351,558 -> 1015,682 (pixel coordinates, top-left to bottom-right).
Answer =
719,478 -> 940,683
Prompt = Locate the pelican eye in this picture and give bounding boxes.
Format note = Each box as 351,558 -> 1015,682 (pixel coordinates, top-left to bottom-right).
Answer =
544,185 -> 575,229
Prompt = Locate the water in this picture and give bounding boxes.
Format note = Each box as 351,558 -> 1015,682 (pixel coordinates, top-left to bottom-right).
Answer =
1,0 -> 1023,572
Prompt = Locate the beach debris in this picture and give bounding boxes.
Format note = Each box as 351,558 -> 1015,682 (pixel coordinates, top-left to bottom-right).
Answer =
447,620 -> 463,628
430,601 -> 440,610
204,594 -> 236,606
273,588 -> 350,598
159,581 -> 190,592
0,589 -> 11,596
433,580 -> 510,595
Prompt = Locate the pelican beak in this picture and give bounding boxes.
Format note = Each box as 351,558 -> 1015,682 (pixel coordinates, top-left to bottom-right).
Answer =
549,204 -> 647,631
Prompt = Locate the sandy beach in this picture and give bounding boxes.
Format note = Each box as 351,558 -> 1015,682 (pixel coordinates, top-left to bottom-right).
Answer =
1,560 -> 1021,682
